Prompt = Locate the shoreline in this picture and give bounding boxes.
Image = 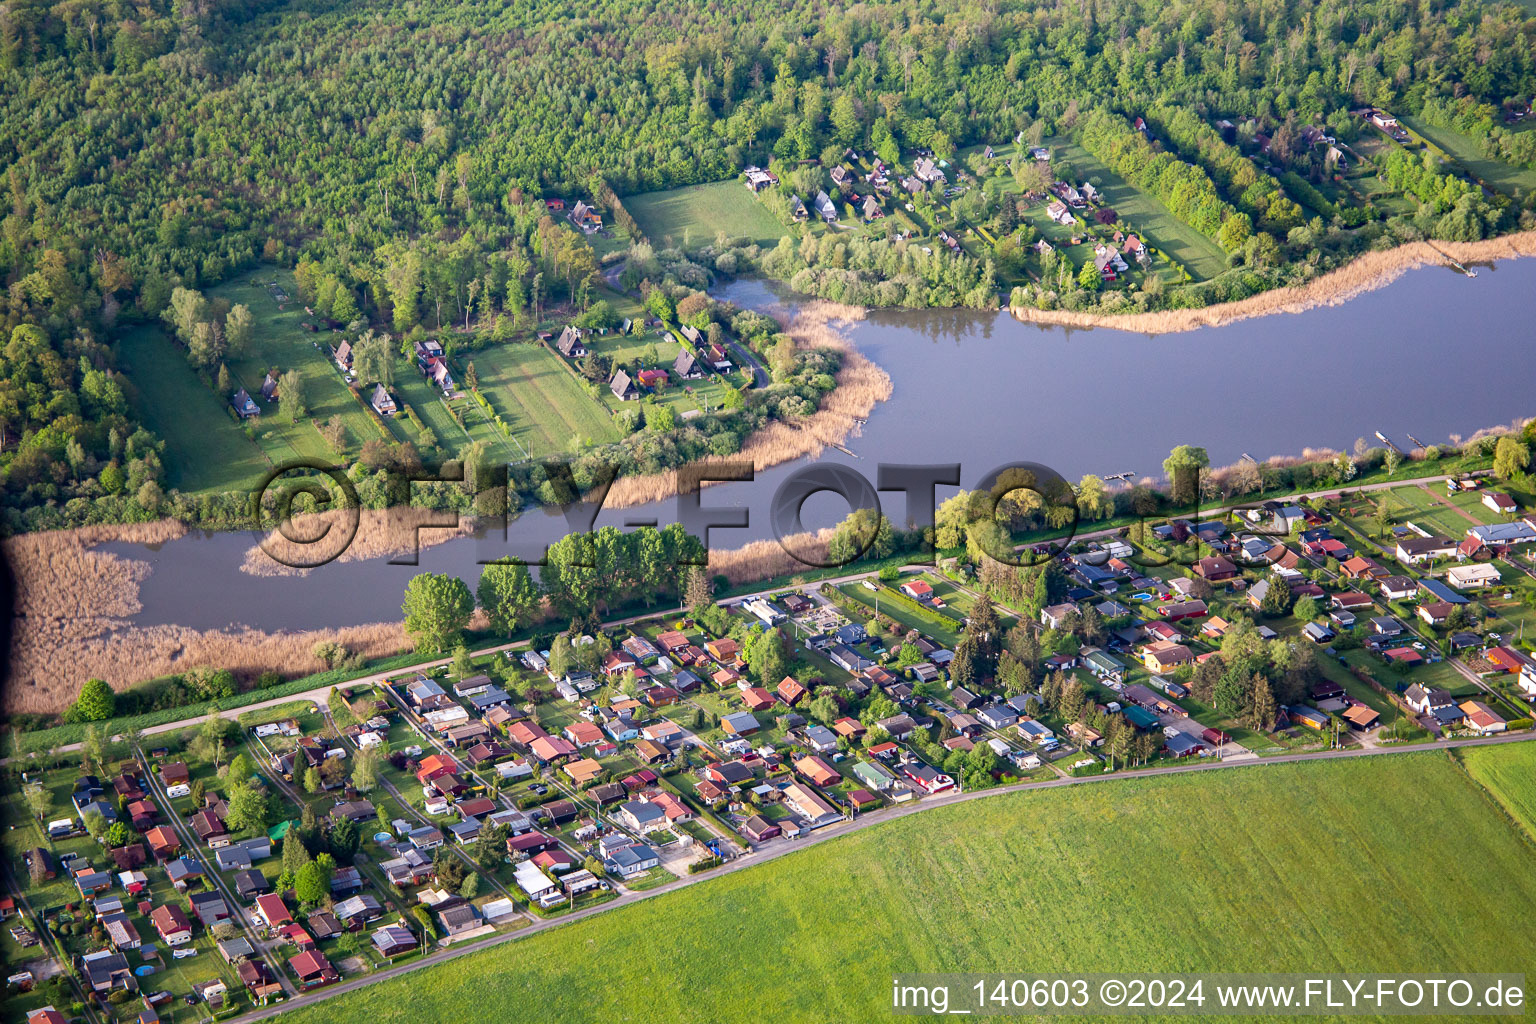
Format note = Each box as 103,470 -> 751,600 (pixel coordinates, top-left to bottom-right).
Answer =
603,300 -> 891,509
1,426 -> 1514,713
240,507 -> 477,578
2,522 -> 412,715
1007,230 -> 1536,334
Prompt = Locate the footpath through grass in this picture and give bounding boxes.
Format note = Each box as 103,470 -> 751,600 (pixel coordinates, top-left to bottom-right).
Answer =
278,751 -> 1536,1024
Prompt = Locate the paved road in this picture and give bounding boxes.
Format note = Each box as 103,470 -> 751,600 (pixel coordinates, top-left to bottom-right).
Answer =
220,728 -> 1536,1024
13,469 -> 1489,764
5,565 -> 906,766
1,862 -> 107,1024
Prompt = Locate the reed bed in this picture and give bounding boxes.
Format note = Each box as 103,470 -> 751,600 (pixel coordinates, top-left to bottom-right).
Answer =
241,507 -> 476,577
707,528 -> 836,586
5,619 -> 410,715
3,523 -> 416,713
1009,230 -> 1536,335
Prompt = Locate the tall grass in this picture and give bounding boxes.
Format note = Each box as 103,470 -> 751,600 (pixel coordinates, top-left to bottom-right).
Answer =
3,523 -> 411,715
707,529 -> 836,585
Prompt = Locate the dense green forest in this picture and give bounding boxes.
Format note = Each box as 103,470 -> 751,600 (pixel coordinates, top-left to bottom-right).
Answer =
2,0 -> 1535,530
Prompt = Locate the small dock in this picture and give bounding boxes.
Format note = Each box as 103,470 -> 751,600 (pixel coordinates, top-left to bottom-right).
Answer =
1427,242 -> 1478,278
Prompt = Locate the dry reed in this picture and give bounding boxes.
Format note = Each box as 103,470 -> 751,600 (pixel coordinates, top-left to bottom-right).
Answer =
3,523 -> 416,714
706,528 -> 836,585
1008,230 -> 1536,335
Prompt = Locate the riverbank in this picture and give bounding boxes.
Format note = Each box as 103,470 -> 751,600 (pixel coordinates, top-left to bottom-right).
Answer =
0,443 -> 1493,714
1008,230 -> 1536,335
605,301 -> 892,509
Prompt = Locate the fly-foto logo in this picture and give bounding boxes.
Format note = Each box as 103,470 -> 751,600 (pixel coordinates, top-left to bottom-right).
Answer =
251,457 -> 1268,570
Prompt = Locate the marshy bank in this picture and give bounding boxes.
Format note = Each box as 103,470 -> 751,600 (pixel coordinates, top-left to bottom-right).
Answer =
2,521 -> 409,715
7,252 -> 1536,711
1008,229 -> 1536,334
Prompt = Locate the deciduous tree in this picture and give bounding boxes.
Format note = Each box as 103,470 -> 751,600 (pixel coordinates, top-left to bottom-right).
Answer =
401,572 -> 475,652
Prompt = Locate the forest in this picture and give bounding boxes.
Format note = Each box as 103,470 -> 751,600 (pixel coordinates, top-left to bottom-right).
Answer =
1,0 -> 1534,529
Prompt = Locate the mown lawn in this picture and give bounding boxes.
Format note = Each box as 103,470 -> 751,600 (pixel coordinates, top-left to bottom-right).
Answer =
469,342 -> 621,458
583,314 -> 732,421
214,269 -> 400,460
626,179 -> 790,249
278,752 -> 1536,1024
1460,741 -> 1536,842
1403,117 -> 1536,199
391,370 -> 469,453
836,582 -> 962,646
117,327 -> 272,493
1366,484 -> 1480,541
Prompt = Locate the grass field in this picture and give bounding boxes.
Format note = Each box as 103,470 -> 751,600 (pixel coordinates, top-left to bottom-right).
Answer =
1460,742 -> 1536,842
1403,117 -> 1536,198
1048,138 -> 1232,281
626,180 -> 790,249
117,327 -> 272,493
216,270 -> 401,461
279,751 -> 1536,1024
124,268 -> 408,495
391,369 -> 469,451
470,342 -> 622,458
837,582 -> 963,646
1371,482 -> 1499,538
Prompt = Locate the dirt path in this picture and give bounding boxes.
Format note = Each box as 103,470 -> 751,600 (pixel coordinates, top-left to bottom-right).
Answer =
1417,483 -> 1482,526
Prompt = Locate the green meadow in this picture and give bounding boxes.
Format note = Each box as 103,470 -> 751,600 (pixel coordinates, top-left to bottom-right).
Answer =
626,179 -> 791,249
1460,741 -> 1536,842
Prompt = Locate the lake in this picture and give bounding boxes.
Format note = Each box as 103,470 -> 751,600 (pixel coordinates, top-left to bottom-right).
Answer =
111,257 -> 1535,630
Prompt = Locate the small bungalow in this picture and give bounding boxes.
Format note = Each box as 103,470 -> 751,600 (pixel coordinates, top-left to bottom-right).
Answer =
610,369 -> 637,401
742,815 -> 782,842
288,949 -> 338,988
231,389 -> 260,419
554,325 -> 588,359
369,384 -> 396,416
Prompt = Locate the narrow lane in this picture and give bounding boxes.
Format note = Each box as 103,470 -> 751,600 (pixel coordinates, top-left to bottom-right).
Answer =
134,746 -> 298,997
